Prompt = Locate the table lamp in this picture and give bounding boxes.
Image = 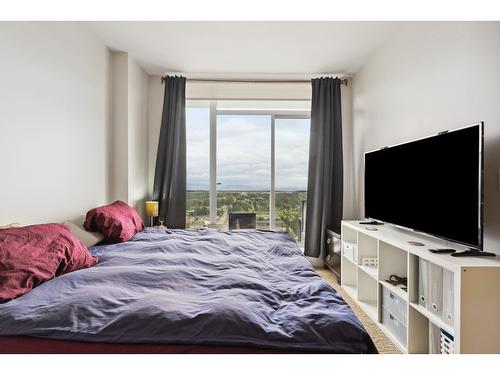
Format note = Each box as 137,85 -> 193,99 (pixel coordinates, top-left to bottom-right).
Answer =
145,201 -> 159,227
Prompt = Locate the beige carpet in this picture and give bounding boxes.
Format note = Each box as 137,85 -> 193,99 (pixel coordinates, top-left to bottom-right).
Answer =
316,268 -> 401,354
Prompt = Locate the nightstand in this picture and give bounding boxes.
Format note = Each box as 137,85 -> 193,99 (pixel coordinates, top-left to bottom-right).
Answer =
325,228 -> 341,282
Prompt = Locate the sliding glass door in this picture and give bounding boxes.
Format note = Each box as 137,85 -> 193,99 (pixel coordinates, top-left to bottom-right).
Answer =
217,115 -> 271,229
186,100 -> 310,242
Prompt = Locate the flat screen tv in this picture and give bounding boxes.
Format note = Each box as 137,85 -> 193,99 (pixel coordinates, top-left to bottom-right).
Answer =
364,122 -> 490,256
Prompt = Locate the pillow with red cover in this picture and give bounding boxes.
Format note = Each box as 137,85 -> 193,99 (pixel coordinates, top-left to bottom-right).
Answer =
84,200 -> 144,243
0,223 -> 98,303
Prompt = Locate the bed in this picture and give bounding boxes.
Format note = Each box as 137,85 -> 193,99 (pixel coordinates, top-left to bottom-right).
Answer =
0,228 -> 377,353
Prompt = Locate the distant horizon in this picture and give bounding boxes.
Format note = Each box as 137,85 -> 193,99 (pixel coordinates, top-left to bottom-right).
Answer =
187,108 -> 310,192
187,187 -> 308,192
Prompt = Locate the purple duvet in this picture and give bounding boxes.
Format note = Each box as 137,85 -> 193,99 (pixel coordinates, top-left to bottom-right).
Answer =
0,228 -> 376,353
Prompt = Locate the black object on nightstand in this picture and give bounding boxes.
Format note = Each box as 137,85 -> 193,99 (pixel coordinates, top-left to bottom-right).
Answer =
325,229 -> 341,283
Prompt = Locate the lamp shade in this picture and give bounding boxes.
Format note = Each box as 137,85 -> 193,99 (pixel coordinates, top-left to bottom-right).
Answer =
145,201 -> 159,217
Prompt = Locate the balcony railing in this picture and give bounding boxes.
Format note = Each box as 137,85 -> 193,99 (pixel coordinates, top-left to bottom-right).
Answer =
186,190 -> 307,242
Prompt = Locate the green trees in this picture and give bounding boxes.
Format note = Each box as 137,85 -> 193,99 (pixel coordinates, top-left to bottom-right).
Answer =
276,204 -> 301,238
186,191 -> 306,240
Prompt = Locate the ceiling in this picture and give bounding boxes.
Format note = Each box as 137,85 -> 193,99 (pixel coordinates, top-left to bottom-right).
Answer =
86,22 -> 401,77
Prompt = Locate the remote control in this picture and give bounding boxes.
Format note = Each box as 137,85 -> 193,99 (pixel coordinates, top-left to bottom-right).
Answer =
359,220 -> 384,225
429,248 -> 456,254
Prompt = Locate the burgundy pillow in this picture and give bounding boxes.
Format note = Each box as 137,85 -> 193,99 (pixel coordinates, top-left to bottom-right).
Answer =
0,224 -> 98,303
84,200 -> 144,243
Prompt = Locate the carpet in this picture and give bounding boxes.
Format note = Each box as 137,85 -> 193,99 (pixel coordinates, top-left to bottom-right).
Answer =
316,268 -> 401,354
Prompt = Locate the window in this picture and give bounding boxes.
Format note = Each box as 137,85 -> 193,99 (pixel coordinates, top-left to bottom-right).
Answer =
186,100 -> 310,242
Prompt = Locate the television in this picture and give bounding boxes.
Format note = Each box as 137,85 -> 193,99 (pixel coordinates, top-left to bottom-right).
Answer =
364,122 -> 492,256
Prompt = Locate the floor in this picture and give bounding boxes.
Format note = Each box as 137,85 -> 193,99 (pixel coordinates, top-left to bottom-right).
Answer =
316,268 -> 400,354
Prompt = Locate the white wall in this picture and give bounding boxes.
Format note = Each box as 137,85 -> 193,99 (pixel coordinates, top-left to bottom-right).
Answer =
0,22 -> 111,225
352,22 -> 500,254
127,58 -> 149,218
110,52 -> 129,203
341,83 -> 356,220
109,52 -> 149,218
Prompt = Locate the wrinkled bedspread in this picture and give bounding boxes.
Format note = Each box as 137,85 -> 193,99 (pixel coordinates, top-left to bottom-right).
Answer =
0,229 -> 376,353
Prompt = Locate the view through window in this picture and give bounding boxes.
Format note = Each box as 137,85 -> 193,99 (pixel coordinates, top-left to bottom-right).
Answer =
217,115 -> 271,229
186,100 -> 310,243
275,118 -> 309,241
186,105 -> 210,228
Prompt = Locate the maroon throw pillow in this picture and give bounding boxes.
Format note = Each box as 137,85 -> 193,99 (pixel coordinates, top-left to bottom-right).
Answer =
84,200 -> 144,243
0,223 -> 98,303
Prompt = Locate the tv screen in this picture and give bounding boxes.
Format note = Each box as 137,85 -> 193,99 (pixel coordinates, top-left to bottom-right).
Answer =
364,123 -> 483,249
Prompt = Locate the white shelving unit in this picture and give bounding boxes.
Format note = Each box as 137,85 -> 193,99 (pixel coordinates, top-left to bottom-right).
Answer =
340,220 -> 500,354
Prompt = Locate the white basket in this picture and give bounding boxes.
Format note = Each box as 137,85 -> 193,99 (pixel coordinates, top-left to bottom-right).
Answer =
440,329 -> 455,354
361,257 -> 378,267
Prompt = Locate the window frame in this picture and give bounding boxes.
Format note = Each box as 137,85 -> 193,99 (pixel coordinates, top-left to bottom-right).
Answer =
187,99 -> 310,229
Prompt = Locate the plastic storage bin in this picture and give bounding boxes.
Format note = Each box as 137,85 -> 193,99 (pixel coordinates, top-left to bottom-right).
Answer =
381,285 -> 407,324
381,306 -> 407,347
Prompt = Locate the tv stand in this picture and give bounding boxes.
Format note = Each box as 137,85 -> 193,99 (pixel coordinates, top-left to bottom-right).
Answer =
340,220 -> 500,353
451,248 -> 496,257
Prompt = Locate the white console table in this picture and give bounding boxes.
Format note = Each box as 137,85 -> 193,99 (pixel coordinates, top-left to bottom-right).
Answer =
340,220 -> 500,354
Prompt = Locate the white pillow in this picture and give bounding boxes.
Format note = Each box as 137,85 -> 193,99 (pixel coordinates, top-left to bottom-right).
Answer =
63,221 -> 105,247
0,223 -> 21,230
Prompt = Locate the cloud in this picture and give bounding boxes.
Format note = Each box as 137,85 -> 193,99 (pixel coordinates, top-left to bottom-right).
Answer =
186,110 -> 309,191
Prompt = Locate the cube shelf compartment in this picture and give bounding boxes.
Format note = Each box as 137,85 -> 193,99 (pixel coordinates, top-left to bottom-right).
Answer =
358,266 -> 378,320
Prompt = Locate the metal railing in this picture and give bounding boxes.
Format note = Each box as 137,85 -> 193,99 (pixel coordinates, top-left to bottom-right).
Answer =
186,190 -> 307,241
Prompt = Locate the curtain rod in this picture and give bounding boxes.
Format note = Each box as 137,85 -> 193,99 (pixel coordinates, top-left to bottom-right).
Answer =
160,77 -> 349,85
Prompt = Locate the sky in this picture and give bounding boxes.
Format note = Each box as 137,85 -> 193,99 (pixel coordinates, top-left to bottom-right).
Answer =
186,108 -> 310,191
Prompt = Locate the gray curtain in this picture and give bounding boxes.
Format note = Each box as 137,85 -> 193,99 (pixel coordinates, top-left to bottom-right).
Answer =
304,77 -> 343,258
152,76 -> 186,228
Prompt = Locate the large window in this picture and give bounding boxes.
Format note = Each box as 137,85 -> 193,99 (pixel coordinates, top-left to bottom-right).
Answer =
186,100 -> 310,242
